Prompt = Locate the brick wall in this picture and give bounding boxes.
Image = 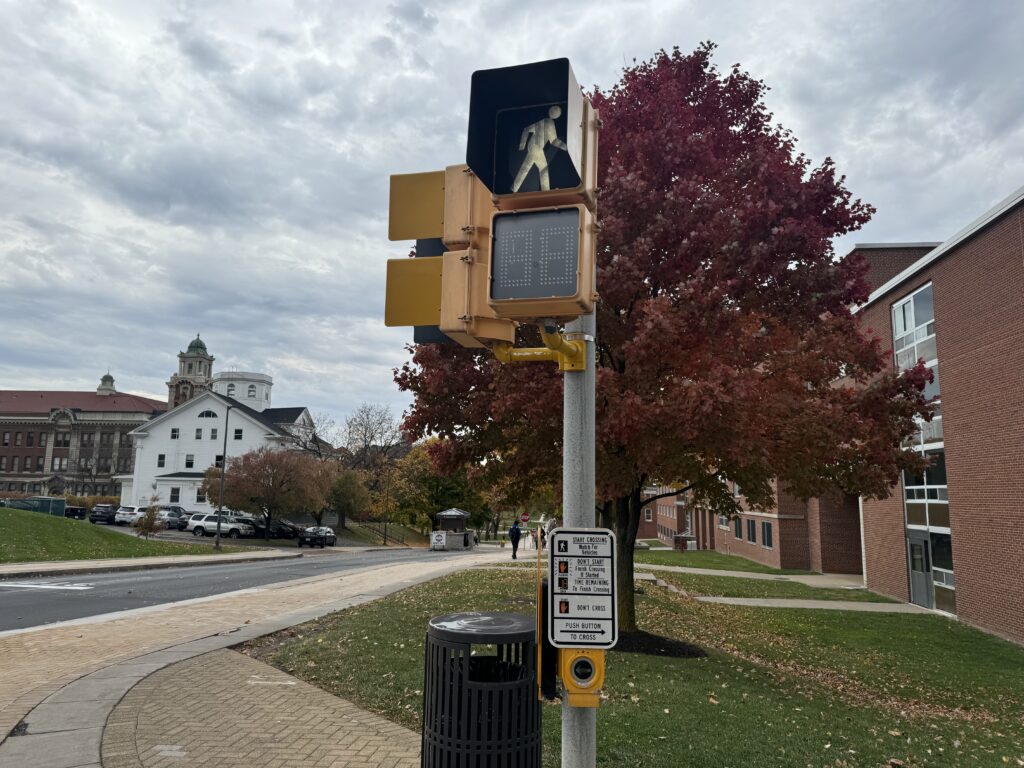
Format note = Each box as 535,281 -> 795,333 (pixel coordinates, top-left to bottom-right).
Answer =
815,494 -> 863,574
854,246 -> 936,293
860,296 -> 912,601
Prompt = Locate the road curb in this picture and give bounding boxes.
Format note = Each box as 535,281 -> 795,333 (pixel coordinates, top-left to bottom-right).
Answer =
0,551 -> 304,581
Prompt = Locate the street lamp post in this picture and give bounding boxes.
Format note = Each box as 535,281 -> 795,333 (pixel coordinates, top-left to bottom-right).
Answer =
214,404 -> 233,551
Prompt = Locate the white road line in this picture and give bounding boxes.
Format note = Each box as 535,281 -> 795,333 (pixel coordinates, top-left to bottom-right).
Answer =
0,582 -> 94,591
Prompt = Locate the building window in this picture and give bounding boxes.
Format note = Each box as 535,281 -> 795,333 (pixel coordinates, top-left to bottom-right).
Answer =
171,428 -> 180,440
198,410 -> 218,418
98,458 -> 111,473
81,432 -> 94,447
1,432 -> 8,446
185,454 -> 195,469
11,457 -> 19,472
0,456 -> 6,470
26,432 -> 34,447
196,489 -> 207,504
227,384 -> 235,396
55,432 -> 70,448
39,432 -> 47,448
734,517 -> 742,539
120,432 -> 131,446
51,457 -> 68,471
215,454 -> 224,468
644,508 -> 652,522
761,521 -> 773,549
247,385 -> 256,398
195,428 -> 203,439
210,428 -> 218,440
746,519 -> 756,543
24,456 -> 33,473
170,487 -> 180,503
157,454 -> 166,468
36,457 -> 44,471
100,432 -> 114,446
234,429 -> 243,440
14,432 -> 22,446
718,514 -> 730,530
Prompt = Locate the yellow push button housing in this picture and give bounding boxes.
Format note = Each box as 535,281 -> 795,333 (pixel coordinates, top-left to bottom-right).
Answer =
558,648 -> 606,708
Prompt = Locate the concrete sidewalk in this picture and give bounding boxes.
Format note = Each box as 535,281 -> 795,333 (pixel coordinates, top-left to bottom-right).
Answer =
694,595 -> 930,613
0,548 -> 502,767
634,562 -> 865,589
0,548 -> 302,579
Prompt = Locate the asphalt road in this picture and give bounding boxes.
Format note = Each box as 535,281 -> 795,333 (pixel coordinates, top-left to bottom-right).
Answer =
0,547 -> 478,632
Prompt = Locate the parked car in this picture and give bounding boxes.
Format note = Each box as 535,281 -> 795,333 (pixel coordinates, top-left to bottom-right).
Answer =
186,514 -> 254,539
242,516 -> 301,539
157,508 -> 193,531
63,505 -> 87,520
114,505 -> 147,526
297,526 -> 336,548
88,504 -> 118,524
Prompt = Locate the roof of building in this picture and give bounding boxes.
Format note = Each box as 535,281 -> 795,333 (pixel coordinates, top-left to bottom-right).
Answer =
860,184 -> 1024,309
186,335 -> 208,355
261,407 -> 307,424
850,242 -> 942,250
0,391 -> 167,415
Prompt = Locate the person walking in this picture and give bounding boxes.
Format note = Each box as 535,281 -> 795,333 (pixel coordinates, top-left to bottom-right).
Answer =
509,520 -> 522,560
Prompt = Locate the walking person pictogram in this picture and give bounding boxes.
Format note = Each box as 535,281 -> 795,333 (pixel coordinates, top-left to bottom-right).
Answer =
511,106 -> 568,192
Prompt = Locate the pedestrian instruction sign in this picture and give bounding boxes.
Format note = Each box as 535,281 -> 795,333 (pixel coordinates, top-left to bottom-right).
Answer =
548,527 -> 617,649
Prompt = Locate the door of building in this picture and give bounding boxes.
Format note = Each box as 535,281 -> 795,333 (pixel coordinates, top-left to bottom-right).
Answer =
907,531 -> 933,609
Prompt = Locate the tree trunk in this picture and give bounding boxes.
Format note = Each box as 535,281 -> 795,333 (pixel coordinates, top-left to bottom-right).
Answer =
337,508 -> 347,529
614,489 -> 641,633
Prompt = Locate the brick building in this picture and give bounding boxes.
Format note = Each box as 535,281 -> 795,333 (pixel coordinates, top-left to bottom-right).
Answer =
856,185 -> 1024,644
684,186 -> 1024,644
0,375 -> 165,497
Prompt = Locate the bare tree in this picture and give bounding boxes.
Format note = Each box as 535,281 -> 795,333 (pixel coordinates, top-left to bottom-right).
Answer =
290,411 -> 347,462
343,403 -> 408,539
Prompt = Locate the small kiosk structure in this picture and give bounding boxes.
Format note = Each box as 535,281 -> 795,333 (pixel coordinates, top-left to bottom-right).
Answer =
432,508 -> 475,551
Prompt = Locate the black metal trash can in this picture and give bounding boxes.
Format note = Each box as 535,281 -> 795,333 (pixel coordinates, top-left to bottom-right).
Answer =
422,612 -> 541,768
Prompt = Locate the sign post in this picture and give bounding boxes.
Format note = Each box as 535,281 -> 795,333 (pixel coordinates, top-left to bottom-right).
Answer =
520,512 -> 530,524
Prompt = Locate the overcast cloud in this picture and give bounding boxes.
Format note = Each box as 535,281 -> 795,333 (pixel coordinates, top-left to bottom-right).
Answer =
2,1 -> 1022,424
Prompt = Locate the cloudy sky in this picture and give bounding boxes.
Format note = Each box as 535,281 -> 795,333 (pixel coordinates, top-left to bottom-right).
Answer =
2,1 -> 1022,424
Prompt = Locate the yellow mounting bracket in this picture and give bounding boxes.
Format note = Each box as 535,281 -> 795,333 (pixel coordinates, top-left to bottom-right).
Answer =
491,326 -> 587,372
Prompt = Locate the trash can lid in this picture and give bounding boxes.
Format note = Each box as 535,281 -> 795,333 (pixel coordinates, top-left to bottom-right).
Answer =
427,611 -> 535,644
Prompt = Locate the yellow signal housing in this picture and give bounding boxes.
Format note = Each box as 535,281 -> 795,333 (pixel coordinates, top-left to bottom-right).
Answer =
384,257 -> 443,327
388,171 -> 445,241
558,648 -> 606,708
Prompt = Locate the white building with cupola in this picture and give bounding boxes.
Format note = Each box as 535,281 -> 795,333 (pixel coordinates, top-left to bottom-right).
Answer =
117,336 -> 314,511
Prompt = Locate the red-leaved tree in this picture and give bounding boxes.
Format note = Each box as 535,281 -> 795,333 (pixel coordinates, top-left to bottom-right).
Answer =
395,45 -> 932,631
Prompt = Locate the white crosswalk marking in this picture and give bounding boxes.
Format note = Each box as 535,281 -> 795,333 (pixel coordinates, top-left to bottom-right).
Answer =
0,582 -> 94,591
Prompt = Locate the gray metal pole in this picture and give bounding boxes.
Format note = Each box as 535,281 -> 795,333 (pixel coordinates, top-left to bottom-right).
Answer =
561,309 -> 597,768
215,405 -> 231,550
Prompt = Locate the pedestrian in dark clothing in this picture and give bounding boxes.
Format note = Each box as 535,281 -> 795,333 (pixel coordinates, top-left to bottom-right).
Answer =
509,520 -> 522,560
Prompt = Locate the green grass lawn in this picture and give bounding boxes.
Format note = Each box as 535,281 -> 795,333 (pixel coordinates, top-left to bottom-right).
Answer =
652,571 -> 894,602
636,538 -> 664,547
634,548 -> 811,574
249,569 -> 1024,767
0,506 -> 244,563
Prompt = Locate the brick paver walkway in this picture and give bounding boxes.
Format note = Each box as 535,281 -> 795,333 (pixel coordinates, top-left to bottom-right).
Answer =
103,650 -> 419,768
0,551 -> 500,742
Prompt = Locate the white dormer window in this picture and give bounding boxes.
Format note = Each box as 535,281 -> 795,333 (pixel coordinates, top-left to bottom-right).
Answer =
198,410 -> 218,418
247,385 -> 256,398
227,384 -> 235,396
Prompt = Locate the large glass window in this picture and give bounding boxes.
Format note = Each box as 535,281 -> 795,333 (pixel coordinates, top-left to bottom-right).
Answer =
761,521 -> 773,549
746,519 -> 756,543
185,454 -> 195,469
